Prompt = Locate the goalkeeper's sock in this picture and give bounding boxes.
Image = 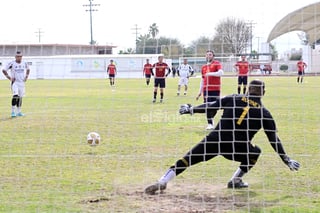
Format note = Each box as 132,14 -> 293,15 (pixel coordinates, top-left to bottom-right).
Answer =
230,168 -> 246,182
158,169 -> 175,185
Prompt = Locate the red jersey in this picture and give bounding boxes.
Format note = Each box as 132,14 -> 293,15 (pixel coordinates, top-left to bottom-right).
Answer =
143,63 -> 153,75
297,61 -> 307,72
235,61 -> 249,76
153,62 -> 169,78
107,64 -> 116,75
201,60 -> 222,91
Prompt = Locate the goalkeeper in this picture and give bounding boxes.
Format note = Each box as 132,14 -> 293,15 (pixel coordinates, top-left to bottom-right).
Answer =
145,79 -> 300,195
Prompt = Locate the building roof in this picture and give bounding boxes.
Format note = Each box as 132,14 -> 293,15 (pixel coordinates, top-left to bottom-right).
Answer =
267,2 -> 320,43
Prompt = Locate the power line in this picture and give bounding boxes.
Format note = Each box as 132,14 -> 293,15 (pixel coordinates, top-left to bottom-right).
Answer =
83,0 -> 100,45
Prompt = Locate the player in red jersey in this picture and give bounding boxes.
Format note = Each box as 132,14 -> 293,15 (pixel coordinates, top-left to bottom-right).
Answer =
151,56 -> 171,103
143,58 -> 153,85
234,55 -> 250,94
196,50 -> 224,130
107,59 -> 117,86
296,59 -> 307,83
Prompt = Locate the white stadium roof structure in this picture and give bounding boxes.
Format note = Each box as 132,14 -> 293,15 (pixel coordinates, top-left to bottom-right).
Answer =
267,2 -> 320,44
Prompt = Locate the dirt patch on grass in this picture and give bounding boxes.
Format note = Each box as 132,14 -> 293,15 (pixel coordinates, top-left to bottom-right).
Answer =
81,182 -> 256,212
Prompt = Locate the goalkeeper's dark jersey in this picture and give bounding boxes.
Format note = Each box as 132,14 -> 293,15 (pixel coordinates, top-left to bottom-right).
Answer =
193,94 -> 286,155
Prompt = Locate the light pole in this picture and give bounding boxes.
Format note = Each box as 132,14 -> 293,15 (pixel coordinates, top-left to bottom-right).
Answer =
83,0 -> 100,45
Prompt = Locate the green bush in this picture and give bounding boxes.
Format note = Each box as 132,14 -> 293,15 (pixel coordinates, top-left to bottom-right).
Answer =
279,64 -> 289,71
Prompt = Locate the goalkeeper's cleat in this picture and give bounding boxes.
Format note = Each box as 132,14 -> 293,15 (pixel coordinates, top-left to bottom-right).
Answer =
11,112 -> 16,118
17,112 -> 24,117
144,182 -> 167,195
227,180 -> 249,189
206,124 -> 214,130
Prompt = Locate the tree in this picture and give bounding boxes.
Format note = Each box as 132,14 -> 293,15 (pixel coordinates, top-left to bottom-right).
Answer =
188,36 -> 216,57
297,31 -> 309,45
118,48 -> 135,54
148,23 -> 159,39
269,43 -> 278,61
135,24 -> 183,57
213,17 -> 251,55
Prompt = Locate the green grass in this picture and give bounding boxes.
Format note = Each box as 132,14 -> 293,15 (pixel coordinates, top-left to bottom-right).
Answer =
0,76 -> 319,212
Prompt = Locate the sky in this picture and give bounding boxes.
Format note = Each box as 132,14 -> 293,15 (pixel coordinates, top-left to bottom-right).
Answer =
1,0 -> 319,54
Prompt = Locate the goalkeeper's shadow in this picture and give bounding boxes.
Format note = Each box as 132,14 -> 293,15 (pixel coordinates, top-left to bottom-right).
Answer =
228,190 -> 288,209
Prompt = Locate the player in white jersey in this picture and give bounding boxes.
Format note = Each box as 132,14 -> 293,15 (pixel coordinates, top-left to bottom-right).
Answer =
176,58 -> 194,96
2,51 -> 30,117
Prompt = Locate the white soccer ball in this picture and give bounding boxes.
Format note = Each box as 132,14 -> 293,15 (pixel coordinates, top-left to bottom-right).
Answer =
87,132 -> 101,146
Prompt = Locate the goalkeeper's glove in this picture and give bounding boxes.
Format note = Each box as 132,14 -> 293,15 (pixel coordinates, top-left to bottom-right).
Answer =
179,104 -> 193,115
282,155 -> 300,171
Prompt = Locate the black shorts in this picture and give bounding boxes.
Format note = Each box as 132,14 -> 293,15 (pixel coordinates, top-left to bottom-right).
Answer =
203,90 -> 220,103
238,76 -> 248,85
109,74 -> 115,78
154,78 -> 166,88
145,74 -> 151,78
298,71 -> 304,76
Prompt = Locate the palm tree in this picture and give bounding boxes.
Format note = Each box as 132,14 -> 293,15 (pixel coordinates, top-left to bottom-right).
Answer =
148,23 -> 159,39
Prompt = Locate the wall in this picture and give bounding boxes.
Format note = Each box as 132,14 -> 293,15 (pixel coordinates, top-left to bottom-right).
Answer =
0,54 -> 167,79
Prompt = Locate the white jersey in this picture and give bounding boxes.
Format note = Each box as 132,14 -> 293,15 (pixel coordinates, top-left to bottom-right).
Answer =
177,64 -> 193,78
4,60 -> 29,83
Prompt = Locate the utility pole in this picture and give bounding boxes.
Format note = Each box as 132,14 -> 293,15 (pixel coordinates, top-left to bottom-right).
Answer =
246,21 -> 256,56
35,28 -> 44,43
131,24 -> 141,53
83,0 -> 100,45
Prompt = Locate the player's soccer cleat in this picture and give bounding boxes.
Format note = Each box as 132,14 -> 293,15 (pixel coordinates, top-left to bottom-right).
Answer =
227,180 -> 249,189
160,99 -> 163,103
11,112 -> 16,118
144,182 -> 167,195
152,99 -> 156,103
177,92 -> 180,96
206,124 -> 214,130
17,112 -> 24,117
184,92 -> 187,95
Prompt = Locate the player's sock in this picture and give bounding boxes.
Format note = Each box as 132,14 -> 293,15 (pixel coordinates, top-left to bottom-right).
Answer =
160,92 -> 163,100
230,168 -> 246,182
158,169 -> 176,185
243,88 -> 247,94
153,92 -> 157,99
238,87 -> 241,94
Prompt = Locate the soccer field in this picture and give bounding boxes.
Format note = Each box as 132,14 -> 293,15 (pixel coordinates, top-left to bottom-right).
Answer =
0,76 -> 319,212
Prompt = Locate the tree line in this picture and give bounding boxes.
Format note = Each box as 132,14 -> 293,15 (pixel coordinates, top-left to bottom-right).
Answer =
118,17 -> 278,60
